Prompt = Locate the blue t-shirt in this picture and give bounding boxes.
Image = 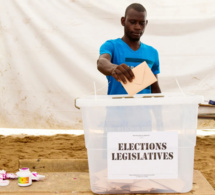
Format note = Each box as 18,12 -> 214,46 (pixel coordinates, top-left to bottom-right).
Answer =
100,38 -> 160,95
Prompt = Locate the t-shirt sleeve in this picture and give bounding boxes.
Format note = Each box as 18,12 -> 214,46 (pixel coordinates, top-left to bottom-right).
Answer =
151,49 -> 160,75
99,40 -> 114,57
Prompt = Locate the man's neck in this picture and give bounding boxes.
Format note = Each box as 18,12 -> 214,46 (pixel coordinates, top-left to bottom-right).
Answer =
122,36 -> 141,51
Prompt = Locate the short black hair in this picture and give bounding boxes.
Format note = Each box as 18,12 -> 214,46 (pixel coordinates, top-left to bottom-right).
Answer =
125,3 -> 147,16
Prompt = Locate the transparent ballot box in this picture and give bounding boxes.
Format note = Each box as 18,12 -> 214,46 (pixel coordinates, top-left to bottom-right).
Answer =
76,94 -> 203,194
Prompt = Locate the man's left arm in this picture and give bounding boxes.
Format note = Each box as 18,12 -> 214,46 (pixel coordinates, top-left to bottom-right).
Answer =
151,74 -> 161,93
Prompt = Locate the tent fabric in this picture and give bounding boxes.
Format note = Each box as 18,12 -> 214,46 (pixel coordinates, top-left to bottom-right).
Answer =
0,0 -> 215,128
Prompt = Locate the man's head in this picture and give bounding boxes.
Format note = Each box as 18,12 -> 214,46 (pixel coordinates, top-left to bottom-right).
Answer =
121,3 -> 148,42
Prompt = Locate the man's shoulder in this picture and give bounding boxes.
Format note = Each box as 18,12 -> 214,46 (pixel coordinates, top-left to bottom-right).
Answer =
100,38 -> 121,55
103,38 -> 121,45
100,38 -> 122,51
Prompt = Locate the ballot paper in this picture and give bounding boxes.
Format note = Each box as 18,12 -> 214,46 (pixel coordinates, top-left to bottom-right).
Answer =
121,61 -> 157,96
151,178 -> 185,192
92,168 -> 184,193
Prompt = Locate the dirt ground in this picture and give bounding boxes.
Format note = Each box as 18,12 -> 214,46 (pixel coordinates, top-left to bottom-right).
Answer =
0,121 -> 215,189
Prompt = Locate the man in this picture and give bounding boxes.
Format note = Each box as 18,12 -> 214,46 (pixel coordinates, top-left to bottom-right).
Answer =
97,3 -> 161,95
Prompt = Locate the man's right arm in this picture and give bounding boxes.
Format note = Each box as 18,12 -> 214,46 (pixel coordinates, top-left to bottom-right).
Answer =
97,53 -> 134,84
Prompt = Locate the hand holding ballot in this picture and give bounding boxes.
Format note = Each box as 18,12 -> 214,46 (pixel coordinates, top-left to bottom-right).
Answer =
111,63 -> 135,84
121,61 -> 157,96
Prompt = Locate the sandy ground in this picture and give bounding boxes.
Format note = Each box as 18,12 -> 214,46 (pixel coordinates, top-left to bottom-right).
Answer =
0,119 -> 215,189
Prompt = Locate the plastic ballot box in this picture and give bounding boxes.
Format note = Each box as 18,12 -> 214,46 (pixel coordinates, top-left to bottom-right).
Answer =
76,93 -> 203,194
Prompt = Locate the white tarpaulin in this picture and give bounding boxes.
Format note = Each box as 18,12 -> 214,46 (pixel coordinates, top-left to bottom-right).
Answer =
0,0 -> 215,129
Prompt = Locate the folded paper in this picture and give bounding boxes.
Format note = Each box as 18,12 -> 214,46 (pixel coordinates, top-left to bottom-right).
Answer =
121,61 -> 157,96
92,168 -> 173,193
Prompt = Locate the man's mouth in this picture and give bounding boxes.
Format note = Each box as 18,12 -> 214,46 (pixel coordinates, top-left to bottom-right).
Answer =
132,32 -> 141,36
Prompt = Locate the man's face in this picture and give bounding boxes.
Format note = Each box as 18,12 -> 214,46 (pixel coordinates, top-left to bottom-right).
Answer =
121,8 -> 148,41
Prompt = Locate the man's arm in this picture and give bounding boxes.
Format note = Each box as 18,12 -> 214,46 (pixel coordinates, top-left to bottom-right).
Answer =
151,75 -> 161,93
97,53 -> 134,84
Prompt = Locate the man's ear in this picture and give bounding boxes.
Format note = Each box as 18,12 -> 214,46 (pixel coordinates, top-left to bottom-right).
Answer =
145,20 -> 148,26
121,17 -> 125,26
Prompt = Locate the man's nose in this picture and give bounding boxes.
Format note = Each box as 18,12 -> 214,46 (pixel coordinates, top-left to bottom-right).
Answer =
134,23 -> 141,30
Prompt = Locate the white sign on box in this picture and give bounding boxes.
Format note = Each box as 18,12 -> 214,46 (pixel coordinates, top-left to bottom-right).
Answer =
107,131 -> 178,180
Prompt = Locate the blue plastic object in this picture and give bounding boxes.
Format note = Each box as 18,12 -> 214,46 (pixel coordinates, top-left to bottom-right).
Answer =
209,100 -> 215,105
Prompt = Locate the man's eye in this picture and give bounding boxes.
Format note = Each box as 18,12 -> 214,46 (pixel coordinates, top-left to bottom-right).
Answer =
130,21 -> 136,24
140,21 -> 147,25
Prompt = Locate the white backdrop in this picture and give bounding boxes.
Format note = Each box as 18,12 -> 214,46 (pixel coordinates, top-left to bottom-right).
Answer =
0,0 -> 215,129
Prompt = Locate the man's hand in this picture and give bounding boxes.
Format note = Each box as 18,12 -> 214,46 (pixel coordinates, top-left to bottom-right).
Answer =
111,64 -> 135,84
97,54 -> 134,84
